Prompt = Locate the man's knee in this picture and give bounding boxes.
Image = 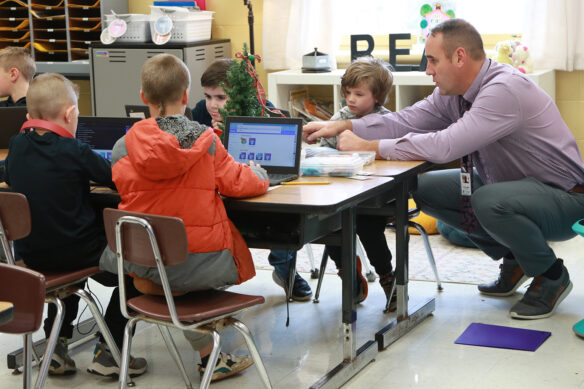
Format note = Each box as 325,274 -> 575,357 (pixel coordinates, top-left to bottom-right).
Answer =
471,185 -> 511,225
414,170 -> 458,209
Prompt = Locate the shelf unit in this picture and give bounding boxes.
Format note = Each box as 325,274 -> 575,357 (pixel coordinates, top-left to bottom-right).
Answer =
268,68 -> 556,114
0,0 -> 127,62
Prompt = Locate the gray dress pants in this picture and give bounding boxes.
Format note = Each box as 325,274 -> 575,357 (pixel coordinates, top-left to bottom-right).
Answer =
413,169 -> 584,276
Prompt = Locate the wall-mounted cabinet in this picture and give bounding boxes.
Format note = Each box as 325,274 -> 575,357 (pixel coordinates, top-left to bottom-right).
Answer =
0,0 -> 127,62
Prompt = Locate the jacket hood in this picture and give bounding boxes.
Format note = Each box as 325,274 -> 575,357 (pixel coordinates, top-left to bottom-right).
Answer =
125,117 -> 214,181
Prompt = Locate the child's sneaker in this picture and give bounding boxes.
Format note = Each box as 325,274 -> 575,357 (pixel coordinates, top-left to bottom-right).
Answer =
48,337 -> 76,375
198,352 -> 253,382
87,343 -> 148,378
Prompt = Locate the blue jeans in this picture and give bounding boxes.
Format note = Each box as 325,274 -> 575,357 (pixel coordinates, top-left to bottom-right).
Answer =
268,250 -> 297,279
413,169 -> 584,276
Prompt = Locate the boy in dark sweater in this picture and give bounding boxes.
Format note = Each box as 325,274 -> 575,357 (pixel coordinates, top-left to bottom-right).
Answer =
0,46 -> 34,107
5,73 -> 147,378
0,47 -> 35,181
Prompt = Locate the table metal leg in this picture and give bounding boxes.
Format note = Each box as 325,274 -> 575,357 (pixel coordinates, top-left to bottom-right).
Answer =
376,180 -> 435,350
311,207 -> 377,388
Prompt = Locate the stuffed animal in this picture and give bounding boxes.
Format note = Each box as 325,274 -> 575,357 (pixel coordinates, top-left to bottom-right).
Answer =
493,41 -> 515,65
511,44 -> 533,74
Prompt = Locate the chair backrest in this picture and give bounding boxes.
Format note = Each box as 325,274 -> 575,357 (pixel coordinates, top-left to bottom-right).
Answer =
0,192 -> 31,264
103,208 -> 189,323
103,208 -> 189,267
0,263 -> 45,334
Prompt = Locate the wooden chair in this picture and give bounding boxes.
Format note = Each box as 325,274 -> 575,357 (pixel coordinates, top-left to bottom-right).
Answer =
0,263 -> 45,389
0,192 -> 124,389
103,208 -> 272,389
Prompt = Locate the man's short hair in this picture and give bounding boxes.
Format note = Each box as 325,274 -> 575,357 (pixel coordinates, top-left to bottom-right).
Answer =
0,47 -> 36,82
430,19 -> 485,61
341,57 -> 394,106
200,59 -> 233,88
141,54 -> 191,117
26,73 -> 79,120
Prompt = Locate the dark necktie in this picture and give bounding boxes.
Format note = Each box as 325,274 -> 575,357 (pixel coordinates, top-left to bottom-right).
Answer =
459,97 -> 477,233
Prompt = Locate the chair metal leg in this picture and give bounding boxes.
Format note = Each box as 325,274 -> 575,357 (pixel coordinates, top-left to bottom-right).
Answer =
23,334 -> 33,389
31,346 -> 42,368
313,248 -> 329,303
35,297 -> 65,389
409,221 -> 443,291
356,238 -> 376,282
158,325 -> 192,389
232,320 -> 273,389
118,317 -> 139,389
199,331 -> 221,389
304,244 -> 320,279
74,289 -> 123,365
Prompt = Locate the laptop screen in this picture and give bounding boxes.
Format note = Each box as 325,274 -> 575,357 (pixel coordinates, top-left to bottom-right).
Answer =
224,116 -> 302,173
76,117 -> 140,161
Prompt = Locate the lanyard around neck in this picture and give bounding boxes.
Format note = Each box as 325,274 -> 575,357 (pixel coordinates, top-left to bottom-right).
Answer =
20,119 -> 74,139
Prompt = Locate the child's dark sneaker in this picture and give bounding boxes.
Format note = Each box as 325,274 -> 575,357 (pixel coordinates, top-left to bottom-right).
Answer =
87,342 -> 147,378
48,337 -> 76,376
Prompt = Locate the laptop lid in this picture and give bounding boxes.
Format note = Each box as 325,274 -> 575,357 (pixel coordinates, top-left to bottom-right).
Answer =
224,116 -> 303,175
125,105 -> 150,119
125,104 -> 194,120
76,116 -> 140,161
0,106 -> 28,148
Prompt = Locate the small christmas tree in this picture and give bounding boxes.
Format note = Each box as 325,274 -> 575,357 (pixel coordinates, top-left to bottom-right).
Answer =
218,44 -> 263,141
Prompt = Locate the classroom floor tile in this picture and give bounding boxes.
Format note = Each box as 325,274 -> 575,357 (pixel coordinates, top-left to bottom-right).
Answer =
1,237 -> 583,388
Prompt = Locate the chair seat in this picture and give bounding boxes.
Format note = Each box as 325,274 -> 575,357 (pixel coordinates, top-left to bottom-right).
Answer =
127,289 -> 265,323
15,261 -> 100,291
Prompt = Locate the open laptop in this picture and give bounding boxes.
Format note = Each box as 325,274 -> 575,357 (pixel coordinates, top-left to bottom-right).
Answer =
0,106 -> 28,148
125,104 -> 193,120
224,116 -> 303,186
76,117 -> 140,161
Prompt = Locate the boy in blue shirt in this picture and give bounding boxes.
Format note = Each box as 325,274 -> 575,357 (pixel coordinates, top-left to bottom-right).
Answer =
192,59 -> 313,301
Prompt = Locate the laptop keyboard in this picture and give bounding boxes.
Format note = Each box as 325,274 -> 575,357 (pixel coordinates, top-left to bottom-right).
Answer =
269,173 -> 298,186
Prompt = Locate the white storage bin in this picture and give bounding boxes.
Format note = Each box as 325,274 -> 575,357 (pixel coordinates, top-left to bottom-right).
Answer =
301,154 -> 365,177
150,6 -> 213,43
104,14 -> 151,43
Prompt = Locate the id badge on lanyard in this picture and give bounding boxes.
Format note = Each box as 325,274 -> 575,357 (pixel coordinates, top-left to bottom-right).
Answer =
460,154 -> 473,197
461,172 -> 472,196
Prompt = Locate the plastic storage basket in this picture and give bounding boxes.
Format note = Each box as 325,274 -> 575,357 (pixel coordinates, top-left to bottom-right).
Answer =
150,6 -> 213,43
104,14 -> 151,43
300,153 -> 365,177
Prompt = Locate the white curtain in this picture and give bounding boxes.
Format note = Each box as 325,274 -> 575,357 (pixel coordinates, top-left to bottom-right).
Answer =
522,0 -> 584,71
264,0 -> 584,71
262,0 -> 344,70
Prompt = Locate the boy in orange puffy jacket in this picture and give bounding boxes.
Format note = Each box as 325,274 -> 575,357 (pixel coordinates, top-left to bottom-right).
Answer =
100,54 -> 269,382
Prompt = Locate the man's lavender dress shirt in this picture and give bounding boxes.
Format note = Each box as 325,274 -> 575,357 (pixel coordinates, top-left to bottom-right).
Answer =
351,59 -> 584,190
